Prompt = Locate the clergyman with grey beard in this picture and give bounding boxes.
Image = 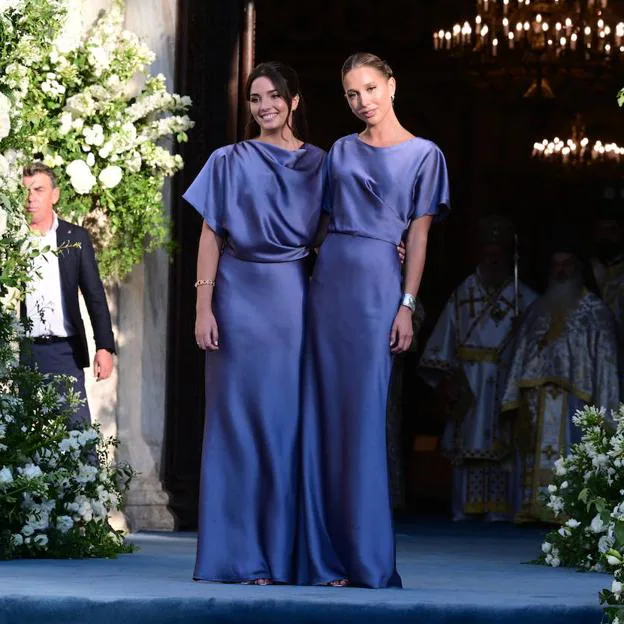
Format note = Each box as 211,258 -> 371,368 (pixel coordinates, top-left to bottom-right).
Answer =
500,240 -> 620,523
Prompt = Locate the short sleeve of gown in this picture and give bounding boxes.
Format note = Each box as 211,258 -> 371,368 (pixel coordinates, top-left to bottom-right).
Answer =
411,144 -> 450,222
182,149 -> 228,237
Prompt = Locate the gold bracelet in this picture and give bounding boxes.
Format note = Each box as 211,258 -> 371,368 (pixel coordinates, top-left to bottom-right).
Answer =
194,279 -> 216,288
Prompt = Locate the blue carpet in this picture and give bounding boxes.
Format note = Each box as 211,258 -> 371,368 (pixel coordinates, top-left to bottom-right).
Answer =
0,519 -> 607,623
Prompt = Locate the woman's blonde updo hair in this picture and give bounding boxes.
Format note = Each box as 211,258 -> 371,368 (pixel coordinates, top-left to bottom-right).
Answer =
341,52 -> 394,81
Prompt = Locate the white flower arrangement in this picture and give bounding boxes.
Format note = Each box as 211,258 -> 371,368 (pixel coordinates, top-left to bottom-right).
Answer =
0,369 -> 134,559
0,0 -> 137,560
0,0 -> 193,279
536,404 -> 624,623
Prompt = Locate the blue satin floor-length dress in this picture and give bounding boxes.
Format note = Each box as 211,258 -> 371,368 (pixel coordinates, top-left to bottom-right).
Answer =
297,134 -> 450,588
183,140 -> 325,584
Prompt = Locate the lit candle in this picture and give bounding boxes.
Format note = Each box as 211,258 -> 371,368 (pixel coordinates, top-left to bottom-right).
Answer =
503,17 -> 509,35
493,37 -> 498,56
508,31 -> 515,49
453,23 -> 461,45
462,21 -> 472,45
562,146 -> 570,164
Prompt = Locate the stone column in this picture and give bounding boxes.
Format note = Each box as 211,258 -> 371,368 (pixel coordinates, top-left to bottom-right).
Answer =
81,0 -> 178,531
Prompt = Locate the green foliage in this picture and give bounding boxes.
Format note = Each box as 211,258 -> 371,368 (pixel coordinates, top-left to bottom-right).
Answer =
0,0 -> 193,280
535,405 -> 624,622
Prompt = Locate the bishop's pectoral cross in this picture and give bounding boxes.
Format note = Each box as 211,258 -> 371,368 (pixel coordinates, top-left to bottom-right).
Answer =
458,286 -> 483,318
543,445 -> 559,461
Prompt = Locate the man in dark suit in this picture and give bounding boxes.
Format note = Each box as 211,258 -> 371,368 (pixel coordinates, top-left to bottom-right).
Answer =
21,162 -> 115,425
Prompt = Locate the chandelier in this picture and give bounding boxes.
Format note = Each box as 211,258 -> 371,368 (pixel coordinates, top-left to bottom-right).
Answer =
434,1 -> 624,84
531,115 -> 624,165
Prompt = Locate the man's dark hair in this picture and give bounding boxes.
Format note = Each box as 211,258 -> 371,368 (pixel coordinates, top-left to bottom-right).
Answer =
22,161 -> 58,188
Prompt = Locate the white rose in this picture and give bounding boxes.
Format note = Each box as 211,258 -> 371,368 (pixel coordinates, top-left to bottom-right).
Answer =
20,463 -> 43,480
33,534 -> 48,547
66,159 -> 96,195
591,514 -> 607,534
553,458 -> 567,476
541,542 -> 552,554
83,124 -> 105,147
608,555 -> 622,565
565,519 -> 581,529
0,206 -> 7,238
613,580 -> 623,595
88,46 -> 110,72
99,165 -> 123,189
0,0 -> 20,11
92,500 -> 107,518
56,515 -> 73,533
21,524 -> 34,537
86,153 -> 95,167
0,108 -> 10,141
98,142 -> 113,159
599,535 -> 614,553
0,466 -> 13,484
59,112 -> 73,135
0,91 -> 10,138
0,153 -> 9,178
11,533 -> 23,546
551,557 -> 561,567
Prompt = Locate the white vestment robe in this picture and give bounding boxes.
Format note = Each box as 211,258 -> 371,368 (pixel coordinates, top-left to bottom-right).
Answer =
500,290 -> 620,522
420,272 -> 537,520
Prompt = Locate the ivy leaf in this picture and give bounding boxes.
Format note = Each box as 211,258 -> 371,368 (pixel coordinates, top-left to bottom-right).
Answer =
615,521 -> 624,547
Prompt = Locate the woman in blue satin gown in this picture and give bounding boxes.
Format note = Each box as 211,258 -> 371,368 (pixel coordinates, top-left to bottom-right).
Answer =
297,53 -> 450,588
183,62 -> 325,585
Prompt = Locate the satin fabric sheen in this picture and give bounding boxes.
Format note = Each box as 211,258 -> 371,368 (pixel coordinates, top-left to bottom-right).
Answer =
297,134 -> 450,588
183,140 -> 325,583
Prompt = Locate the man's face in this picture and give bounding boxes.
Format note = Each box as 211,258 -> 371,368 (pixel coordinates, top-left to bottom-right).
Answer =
478,243 -> 509,287
22,172 -> 59,227
551,252 -> 578,283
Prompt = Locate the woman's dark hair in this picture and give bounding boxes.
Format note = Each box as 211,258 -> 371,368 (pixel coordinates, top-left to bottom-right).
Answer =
244,61 -> 308,141
341,52 -> 394,82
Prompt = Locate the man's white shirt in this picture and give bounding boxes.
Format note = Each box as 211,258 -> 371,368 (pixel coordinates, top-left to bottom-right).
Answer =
25,214 -> 73,338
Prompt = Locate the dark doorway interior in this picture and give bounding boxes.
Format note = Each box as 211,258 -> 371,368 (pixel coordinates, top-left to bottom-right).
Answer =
166,0 -> 624,528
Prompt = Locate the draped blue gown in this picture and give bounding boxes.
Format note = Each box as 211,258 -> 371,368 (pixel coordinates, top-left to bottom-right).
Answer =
297,134 -> 450,588
183,140 -> 325,583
